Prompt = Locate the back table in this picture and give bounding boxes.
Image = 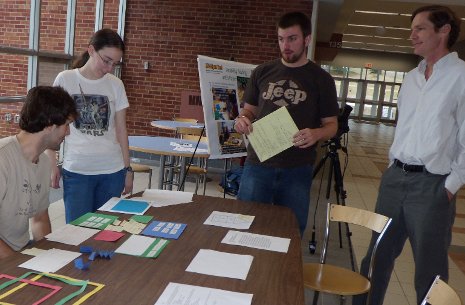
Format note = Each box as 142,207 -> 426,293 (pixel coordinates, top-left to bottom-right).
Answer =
0,194 -> 304,305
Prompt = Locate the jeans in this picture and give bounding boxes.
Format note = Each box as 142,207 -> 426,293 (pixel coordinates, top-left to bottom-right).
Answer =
237,162 -> 313,235
62,168 -> 126,223
352,165 -> 455,305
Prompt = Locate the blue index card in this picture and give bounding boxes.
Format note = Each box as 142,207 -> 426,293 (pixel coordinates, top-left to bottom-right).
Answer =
141,221 -> 186,240
110,199 -> 150,215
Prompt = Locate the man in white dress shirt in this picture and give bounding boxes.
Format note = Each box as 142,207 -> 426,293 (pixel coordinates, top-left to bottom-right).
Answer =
353,5 -> 465,305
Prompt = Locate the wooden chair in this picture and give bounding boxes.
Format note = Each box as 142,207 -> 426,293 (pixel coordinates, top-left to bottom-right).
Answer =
303,203 -> 392,305
173,117 -> 198,123
421,275 -> 462,305
130,163 -> 152,194
173,127 -> 208,195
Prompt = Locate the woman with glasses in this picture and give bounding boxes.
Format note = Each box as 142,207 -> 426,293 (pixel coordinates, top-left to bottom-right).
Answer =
47,28 -> 133,223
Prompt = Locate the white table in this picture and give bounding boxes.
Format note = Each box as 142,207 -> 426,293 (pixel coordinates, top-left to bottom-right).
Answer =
129,136 -> 209,190
150,120 -> 204,131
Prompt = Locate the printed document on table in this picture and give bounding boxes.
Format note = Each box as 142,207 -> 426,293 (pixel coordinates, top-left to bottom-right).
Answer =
221,230 -> 290,253
186,249 -> 253,280
247,106 -> 298,162
153,282 -> 253,305
203,211 -> 254,229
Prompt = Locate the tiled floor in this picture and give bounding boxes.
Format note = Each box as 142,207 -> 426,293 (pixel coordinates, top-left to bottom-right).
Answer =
47,120 -> 465,305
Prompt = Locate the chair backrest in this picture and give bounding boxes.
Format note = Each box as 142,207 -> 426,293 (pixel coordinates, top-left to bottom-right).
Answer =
182,134 -> 208,143
320,203 -> 392,281
173,117 -> 198,123
421,275 -> 462,305
176,127 -> 204,137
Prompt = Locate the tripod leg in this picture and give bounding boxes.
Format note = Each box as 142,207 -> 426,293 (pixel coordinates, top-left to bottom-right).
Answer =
312,152 -> 330,179
331,151 -> 348,249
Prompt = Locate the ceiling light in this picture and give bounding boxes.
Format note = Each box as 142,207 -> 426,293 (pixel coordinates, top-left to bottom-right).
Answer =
373,36 -> 404,40
348,24 -> 378,28
385,26 -> 411,31
355,10 -> 398,16
355,10 -> 411,17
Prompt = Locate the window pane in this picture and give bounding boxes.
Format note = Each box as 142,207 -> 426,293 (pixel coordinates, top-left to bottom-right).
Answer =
346,101 -> 359,117
103,0 -> 120,30
0,54 -> 28,96
38,60 -> 68,86
365,83 -> 380,101
334,79 -> 343,97
0,2 -> 30,48
366,69 -> 382,81
384,85 -> 393,102
382,106 -> 397,120
362,104 -> 378,118
347,67 -> 362,79
40,1 -> 68,52
392,85 -> 401,103
347,81 -> 361,98
330,66 -> 347,78
395,72 -> 405,83
385,71 -> 396,82
74,0 -> 97,52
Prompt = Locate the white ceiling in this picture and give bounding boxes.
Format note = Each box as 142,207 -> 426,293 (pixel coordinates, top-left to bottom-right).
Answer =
316,0 -> 465,54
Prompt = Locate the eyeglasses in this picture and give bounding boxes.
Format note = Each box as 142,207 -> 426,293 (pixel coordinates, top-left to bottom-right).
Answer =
96,51 -> 122,68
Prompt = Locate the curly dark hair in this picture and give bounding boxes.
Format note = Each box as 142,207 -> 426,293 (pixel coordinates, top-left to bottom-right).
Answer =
19,86 -> 78,133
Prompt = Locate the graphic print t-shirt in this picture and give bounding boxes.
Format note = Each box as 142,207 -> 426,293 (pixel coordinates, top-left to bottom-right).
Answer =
54,69 -> 129,174
243,59 -> 338,167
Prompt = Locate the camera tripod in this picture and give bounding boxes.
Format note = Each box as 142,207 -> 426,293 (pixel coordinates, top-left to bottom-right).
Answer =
309,136 -> 349,253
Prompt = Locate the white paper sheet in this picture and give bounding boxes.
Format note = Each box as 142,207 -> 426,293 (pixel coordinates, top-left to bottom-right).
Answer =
19,248 -> 81,273
45,224 -> 99,246
186,249 -> 253,280
115,234 -> 156,256
153,282 -> 253,305
221,230 -> 290,253
137,189 -> 194,207
203,211 -> 254,229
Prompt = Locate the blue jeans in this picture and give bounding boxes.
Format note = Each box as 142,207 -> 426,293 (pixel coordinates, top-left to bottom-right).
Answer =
62,168 -> 126,223
237,163 -> 313,235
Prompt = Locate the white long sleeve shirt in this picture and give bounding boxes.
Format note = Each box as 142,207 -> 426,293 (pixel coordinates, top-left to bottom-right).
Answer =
389,52 -> 465,194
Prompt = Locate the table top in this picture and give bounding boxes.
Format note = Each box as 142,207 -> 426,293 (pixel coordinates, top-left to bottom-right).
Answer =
129,135 -> 209,158
151,120 -> 204,130
0,195 -> 304,305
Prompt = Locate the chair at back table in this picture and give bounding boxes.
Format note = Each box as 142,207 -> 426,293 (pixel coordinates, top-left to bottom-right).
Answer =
129,163 -> 152,194
175,127 -> 208,195
420,275 -> 462,305
173,117 -> 198,123
303,203 -> 392,305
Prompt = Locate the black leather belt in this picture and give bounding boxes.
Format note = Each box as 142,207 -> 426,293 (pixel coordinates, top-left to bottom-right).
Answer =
393,159 -> 426,172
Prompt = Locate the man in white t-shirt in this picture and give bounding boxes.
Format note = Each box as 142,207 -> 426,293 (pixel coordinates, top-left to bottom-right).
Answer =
0,86 -> 77,259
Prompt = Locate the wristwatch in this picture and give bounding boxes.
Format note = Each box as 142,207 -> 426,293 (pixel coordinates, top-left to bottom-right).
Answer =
124,166 -> 133,173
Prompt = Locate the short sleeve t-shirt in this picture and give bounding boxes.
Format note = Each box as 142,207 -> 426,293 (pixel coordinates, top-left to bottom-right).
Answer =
0,136 -> 50,251
243,59 -> 339,167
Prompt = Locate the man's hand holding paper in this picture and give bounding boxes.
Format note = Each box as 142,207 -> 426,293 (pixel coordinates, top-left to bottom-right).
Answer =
246,107 -> 299,162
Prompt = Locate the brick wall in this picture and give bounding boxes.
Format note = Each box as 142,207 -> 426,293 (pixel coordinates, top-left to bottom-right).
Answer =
123,0 -> 312,136
0,0 -> 312,137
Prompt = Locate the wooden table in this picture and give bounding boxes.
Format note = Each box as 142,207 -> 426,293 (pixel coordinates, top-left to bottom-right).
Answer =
129,136 -> 209,190
0,195 -> 304,305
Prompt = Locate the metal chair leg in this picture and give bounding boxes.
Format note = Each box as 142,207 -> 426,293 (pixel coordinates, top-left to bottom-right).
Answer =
312,291 -> 320,305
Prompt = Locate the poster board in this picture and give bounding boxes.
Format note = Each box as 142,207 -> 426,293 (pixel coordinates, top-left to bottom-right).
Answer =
197,55 -> 256,159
